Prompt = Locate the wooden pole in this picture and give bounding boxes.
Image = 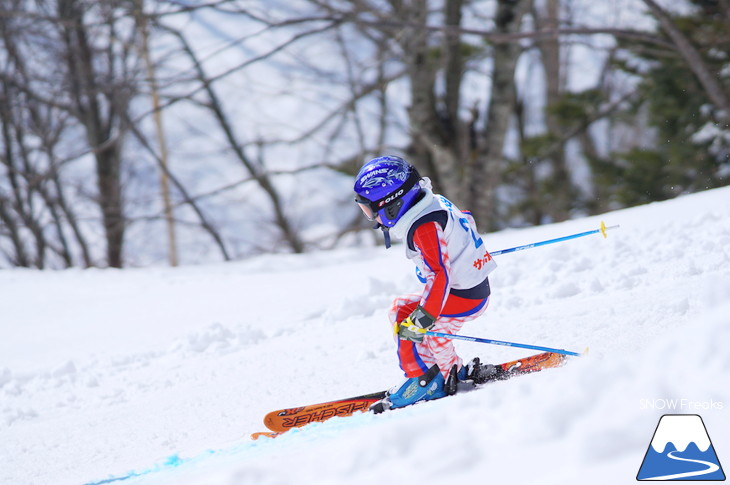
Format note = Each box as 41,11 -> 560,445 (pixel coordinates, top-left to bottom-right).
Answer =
135,0 -> 178,266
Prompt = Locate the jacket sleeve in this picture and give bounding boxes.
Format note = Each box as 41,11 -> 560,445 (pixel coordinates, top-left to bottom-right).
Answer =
411,221 -> 451,319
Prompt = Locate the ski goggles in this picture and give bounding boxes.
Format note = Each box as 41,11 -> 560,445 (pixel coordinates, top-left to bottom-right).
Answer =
355,195 -> 378,221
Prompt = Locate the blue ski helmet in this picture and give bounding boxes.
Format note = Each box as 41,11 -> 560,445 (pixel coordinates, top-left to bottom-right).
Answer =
353,156 -> 422,228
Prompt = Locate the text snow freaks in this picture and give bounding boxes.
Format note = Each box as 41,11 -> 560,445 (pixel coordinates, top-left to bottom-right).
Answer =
640,399 -> 724,411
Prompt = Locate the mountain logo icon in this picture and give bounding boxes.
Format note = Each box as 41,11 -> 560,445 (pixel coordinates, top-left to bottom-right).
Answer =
637,414 -> 726,481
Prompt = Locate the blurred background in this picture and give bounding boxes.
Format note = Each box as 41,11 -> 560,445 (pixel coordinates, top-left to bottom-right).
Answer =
0,0 -> 727,268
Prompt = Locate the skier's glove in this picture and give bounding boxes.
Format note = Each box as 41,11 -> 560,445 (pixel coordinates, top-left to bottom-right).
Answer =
397,306 -> 436,342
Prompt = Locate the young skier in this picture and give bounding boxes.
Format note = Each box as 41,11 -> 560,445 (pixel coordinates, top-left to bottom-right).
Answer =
353,155 -> 499,413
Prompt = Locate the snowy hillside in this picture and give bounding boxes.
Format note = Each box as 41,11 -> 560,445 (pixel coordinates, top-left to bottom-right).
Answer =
2,187 -> 729,485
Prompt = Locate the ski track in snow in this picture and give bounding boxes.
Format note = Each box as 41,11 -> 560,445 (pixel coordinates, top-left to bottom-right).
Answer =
2,187 -> 730,485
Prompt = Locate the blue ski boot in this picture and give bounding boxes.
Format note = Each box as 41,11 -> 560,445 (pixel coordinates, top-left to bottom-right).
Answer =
370,365 -> 447,414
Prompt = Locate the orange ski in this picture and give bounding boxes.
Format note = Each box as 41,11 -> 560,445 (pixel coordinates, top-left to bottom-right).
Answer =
498,350 -> 567,376
262,391 -> 386,433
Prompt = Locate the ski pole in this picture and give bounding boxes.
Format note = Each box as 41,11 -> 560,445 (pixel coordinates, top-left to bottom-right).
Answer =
490,221 -> 618,256
424,330 -> 582,356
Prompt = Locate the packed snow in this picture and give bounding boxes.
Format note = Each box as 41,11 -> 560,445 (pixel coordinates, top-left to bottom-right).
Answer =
2,187 -> 729,485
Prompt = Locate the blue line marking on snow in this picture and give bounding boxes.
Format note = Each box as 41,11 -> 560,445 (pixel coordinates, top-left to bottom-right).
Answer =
82,414 -> 380,485
82,429 -> 295,485
83,454 -> 188,485
85,473 -> 137,484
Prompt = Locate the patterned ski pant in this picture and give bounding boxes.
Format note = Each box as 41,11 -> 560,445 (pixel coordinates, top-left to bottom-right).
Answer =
389,293 -> 489,379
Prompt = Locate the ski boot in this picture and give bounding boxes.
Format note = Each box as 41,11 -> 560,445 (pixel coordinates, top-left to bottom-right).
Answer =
457,357 -> 507,384
370,364 -> 448,414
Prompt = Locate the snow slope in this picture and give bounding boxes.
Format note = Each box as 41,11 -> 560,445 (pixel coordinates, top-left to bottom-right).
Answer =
2,187 -> 729,485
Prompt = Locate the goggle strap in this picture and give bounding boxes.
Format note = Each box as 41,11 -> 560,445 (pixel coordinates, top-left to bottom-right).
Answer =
368,168 -> 421,212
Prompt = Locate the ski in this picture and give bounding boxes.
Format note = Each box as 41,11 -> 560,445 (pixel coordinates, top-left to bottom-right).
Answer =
260,391 -> 387,434
252,350 -> 572,439
497,349 -> 567,377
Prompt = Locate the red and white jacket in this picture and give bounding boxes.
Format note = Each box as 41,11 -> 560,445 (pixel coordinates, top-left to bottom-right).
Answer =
391,182 -> 496,318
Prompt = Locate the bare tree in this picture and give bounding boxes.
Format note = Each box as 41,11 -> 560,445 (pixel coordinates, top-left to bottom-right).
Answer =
56,0 -> 138,267
161,23 -> 306,253
0,0 -> 94,268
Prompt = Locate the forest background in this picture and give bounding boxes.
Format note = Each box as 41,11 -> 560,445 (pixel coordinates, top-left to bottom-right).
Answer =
1,0 -> 728,269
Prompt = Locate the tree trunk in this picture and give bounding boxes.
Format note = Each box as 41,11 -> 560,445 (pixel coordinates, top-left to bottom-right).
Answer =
59,0 -> 126,267
470,0 -> 530,230
536,0 -> 572,222
395,0 -> 465,203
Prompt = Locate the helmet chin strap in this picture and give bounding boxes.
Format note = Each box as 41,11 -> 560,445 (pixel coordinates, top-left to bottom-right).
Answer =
373,223 -> 392,249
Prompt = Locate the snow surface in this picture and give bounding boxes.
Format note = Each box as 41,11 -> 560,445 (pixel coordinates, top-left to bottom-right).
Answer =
2,187 -> 730,485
